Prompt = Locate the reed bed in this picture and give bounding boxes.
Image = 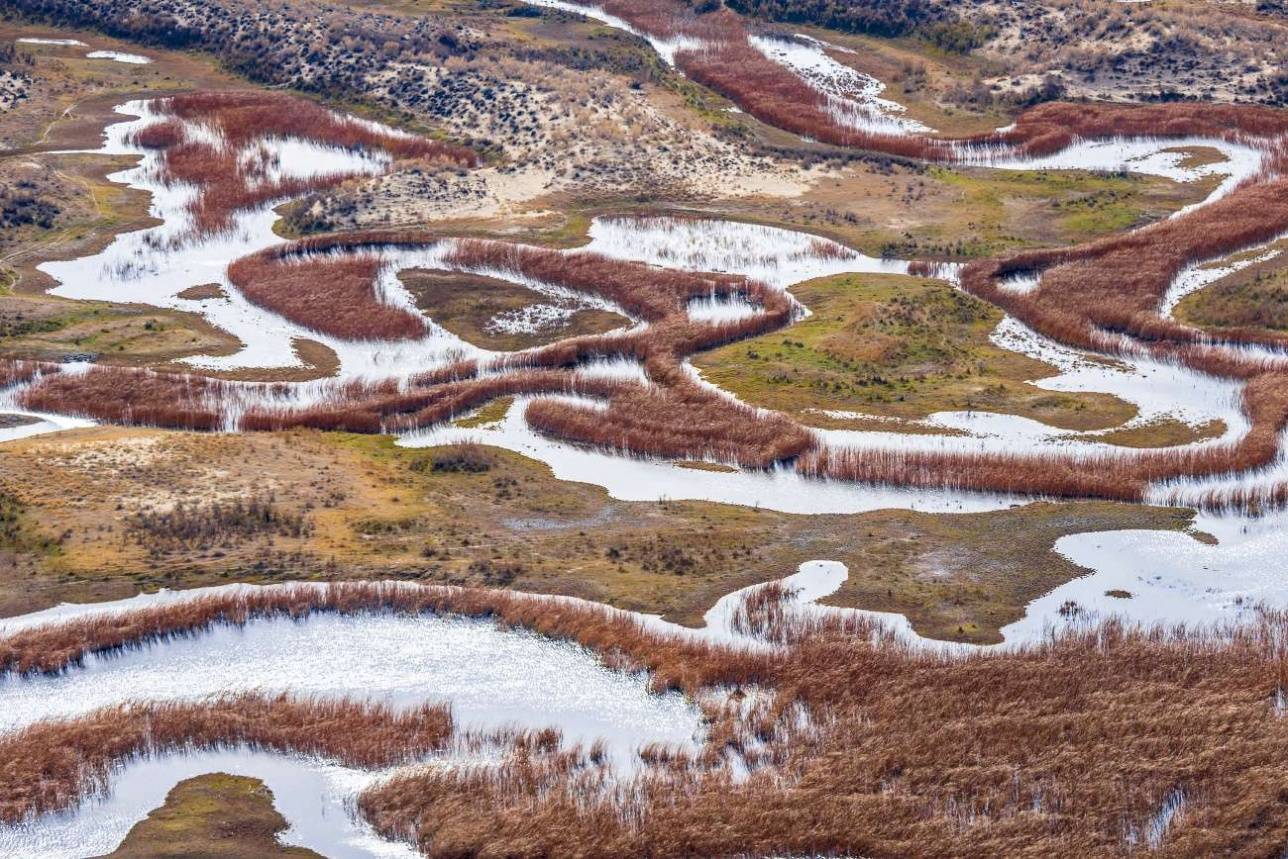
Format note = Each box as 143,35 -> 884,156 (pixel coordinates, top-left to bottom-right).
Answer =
524,379 -> 811,467
138,91 -> 477,235
227,252 -> 428,341
962,175 -> 1288,375
574,0 -> 1288,164
31,91 -> 1288,500
990,100 -> 1288,159
164,91 -> 476,164
445,239 -> 762,324
17,366 -> 226,430
678,39 -> 942,159
0,693 -> 453,823
800,372 -> 1288,502
239,370 -> 611,434
358,607 -> 1288,858
0,581 -> 771,691
127,118 -> 183,150
0,359 -> 54,389
9,580 -> 1288,854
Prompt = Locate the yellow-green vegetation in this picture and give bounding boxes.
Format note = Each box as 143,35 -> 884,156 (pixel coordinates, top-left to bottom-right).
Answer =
454,396 -> 514,428
0,486 -> 61,558
0,297 -> 231,364
400,268 -> 629,350
673,460 -> 740,473
887,165 -> 1206,258
694,272 -> 1136,430
0,21 -> 242,151
1165,146 -> 1229,170
685,158 -> 1211,267
1,427 -> 1196,642
0,154 -> 160,306
1093,417 -> 1227,449
1175,256 -> 1288,337
98,774 -> 323,859
823,502 -> 1193,643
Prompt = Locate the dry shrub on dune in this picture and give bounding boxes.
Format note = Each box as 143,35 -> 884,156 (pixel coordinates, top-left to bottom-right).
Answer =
227,253 -> 428,341
588,0 -> 1288,163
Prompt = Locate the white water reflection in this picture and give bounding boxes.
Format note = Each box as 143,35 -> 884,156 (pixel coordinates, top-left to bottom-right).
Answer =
400,396 -> 1020,514
750,35 -> 931,136
960,136 -> 1263,217
13,96 -> 1286,525
86,50 -> 150,64
0,409 -> 94,444
1007,509 -> 1288,640
0,612 -> 702,772
582,215 -> 911,291
14,37 -> 86,47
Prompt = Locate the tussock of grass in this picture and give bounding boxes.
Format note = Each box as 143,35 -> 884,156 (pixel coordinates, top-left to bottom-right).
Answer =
126,495 -> 312,552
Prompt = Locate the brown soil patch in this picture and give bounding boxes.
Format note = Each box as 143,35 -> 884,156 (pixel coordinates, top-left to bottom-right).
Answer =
400,267 -> 630,350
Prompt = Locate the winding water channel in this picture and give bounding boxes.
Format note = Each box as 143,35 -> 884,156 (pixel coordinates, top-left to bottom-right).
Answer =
3,70 -> 1288,855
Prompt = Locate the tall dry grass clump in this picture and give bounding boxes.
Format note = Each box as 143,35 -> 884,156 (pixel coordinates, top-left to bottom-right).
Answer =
227,252 -> 428,341
17,366 -> 225,430
962,174 -> 1288,372
163,91 -> 476,164
799,371 -> 1288,502
0,693 -> 453,822
524,379 -> 811,467
358,609 -> 1288,858
444,239 -> 762,323
0,581 -> 771,691
0,359 -> 55,389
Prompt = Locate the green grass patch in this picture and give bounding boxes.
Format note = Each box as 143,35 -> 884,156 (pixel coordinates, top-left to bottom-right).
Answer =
694,272 -> 1136,431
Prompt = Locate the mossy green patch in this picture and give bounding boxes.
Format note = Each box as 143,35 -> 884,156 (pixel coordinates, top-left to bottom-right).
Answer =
97,773 -> 323,858
694,272 -> 1136,431
455,397 -> 514,428
891,165 -> 1201,258
1174,257 -> 1288,337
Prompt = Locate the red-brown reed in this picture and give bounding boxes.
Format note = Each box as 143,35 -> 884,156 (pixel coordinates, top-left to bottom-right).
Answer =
10,575 -> 1288,855
358,604 -> 1288,858
0,694 -> 453,823
0,581 -> 770,692
227,253 -> 428,341
0,359 -> 55,389
135,91 -> 478,235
